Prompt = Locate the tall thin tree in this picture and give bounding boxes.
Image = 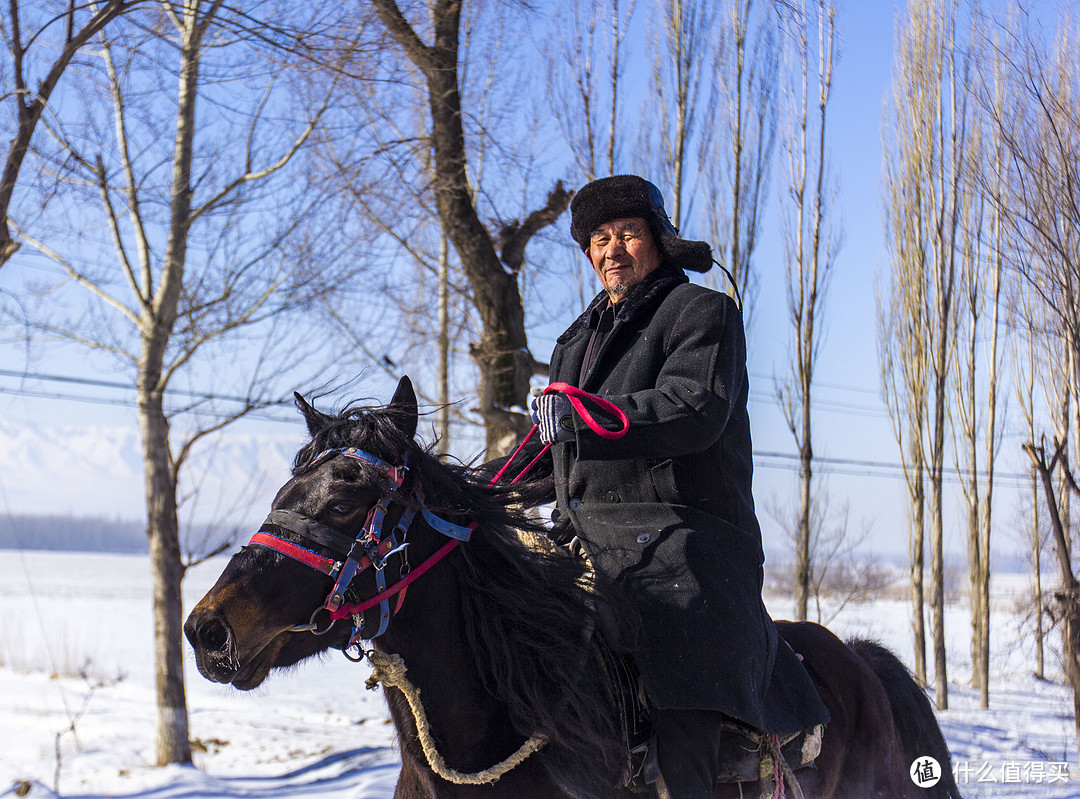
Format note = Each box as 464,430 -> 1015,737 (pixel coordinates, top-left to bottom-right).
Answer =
775,0 -> 841,622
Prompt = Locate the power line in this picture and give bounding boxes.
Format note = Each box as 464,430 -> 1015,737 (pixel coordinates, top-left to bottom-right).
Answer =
0,367 -> 285,406
750,370 -> 883,397
0,366 -> 1038,488
0,385 -> 296,424
753,449 -> 1034,488
748,389 -> 886,418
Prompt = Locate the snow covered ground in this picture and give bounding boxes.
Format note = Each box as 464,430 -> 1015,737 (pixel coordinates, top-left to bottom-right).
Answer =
0,549 -> 1076,798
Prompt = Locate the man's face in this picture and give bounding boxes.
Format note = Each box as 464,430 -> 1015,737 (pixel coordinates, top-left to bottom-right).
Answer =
587,217 -> 663,303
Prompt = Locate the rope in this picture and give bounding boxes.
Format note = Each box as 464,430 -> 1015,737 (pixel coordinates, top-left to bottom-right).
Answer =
366,650 -> 547,784
761,734 -> 806,799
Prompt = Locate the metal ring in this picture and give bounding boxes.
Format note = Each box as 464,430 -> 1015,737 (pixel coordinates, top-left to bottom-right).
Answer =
288,607 -> 336,635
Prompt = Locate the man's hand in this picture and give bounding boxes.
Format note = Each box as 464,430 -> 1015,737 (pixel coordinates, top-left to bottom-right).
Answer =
529,388 -> 574,444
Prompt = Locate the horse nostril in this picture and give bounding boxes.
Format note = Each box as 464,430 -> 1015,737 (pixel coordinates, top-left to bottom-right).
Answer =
199,618 -> 231,654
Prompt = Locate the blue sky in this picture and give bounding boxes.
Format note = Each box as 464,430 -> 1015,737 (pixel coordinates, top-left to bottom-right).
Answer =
0,1 -> 1042,577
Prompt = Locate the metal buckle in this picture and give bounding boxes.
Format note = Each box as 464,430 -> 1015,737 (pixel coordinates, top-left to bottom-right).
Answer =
288,606 -> 336,635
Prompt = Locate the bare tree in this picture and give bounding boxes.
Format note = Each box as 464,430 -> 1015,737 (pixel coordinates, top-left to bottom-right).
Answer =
8,2 -> 352,764
986,5 -> 1080,759
645,0 -> 716,229
880,0 -> 934,687
951,22 -> 1006,708
766,492 -> 881,626
369,0 -> 571,457
881,0 -> 973,709
0,0 -> 144,267
700,0 -> 779,318
775,0 -> 840,622
546,0 -> 635,183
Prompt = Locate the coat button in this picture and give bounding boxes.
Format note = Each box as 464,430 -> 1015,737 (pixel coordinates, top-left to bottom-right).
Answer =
569,498 -> 582,511
636,533 -> 651,544
605,491 -> 619,502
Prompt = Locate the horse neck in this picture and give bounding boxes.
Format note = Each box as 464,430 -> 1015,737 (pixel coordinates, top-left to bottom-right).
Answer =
375,541 -> 522,772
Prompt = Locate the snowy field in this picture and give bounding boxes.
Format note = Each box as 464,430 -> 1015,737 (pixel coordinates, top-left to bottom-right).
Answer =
0,549 -> 1077,799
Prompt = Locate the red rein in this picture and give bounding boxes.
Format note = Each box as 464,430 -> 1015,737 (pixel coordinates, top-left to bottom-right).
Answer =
331,385 -> 627,622
488,382 -> 630,484
261,385 -> 629,638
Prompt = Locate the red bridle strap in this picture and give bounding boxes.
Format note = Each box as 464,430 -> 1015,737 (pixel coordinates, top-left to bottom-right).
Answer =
248,525 -> 410,581
328,538 -> 462,621
248,533 -> 337,575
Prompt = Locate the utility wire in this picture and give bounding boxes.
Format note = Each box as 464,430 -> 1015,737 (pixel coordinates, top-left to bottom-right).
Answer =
0,367 -> 286,405
0,366 -> 1036,485
0,368 -> 297,423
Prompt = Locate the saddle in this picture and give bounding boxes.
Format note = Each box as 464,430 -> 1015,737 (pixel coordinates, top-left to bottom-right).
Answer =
595,636 -> 822,799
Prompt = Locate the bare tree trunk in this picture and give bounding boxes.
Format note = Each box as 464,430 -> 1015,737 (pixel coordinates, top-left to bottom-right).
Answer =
436,230 -> 451,454
1033,464 -> 1045,678
137,4 -> 220,762
138,380 -> 191,765
978,212 -> 1002,708
912,460 -> 927,684
1025,440 -> 1080,764
777,0 -> 838,622
371,0 -> 569,456
928,392 -> 948,709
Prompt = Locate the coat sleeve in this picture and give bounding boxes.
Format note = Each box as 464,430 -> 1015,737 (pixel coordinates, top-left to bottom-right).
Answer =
573,290 -> 746,461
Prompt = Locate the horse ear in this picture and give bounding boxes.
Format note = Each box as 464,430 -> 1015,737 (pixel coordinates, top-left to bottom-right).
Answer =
389,376 -> 418,440
294,392 -> 332,438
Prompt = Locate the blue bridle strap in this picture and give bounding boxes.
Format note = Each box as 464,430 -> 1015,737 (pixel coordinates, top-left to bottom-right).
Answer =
421,508 -> 475,542
271,445 -> 474,642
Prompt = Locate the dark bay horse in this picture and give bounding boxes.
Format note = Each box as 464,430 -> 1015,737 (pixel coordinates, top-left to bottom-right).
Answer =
186,377 -> 962,799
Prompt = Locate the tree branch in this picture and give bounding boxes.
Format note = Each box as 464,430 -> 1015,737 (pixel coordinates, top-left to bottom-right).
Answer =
498,180 -> 572,273
0,0 -> 143,267
14,223 -> 141,326
369,0 -> 434,75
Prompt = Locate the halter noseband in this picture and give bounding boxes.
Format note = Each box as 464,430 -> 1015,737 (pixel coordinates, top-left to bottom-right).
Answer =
245,446 -> 475,652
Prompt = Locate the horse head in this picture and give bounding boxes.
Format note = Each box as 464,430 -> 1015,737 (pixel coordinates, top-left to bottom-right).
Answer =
185,376 -> 425,689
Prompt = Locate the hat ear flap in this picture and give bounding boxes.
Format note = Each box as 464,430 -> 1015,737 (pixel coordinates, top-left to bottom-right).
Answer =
660,234 -> 714,273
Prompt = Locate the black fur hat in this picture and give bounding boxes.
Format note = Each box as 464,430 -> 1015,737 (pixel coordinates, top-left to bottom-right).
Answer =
569,175 -> 713,273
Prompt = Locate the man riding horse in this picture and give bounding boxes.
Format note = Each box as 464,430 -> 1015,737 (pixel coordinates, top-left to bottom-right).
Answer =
525,175 -> 830,799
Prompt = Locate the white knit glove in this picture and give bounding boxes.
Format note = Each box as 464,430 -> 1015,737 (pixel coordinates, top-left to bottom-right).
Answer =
529,388 -> 574,444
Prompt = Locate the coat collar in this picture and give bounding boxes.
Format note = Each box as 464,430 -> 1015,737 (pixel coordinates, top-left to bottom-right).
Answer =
557,263 -> 689,345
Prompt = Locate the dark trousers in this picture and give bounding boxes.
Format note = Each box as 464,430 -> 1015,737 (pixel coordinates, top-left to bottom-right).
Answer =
648,705 -> 729,799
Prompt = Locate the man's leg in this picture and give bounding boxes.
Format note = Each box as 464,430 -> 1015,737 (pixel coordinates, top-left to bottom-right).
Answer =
648,706 -> 727,799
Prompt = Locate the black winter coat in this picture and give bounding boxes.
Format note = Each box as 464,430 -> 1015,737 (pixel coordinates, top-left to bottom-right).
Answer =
545,263 -> 828,736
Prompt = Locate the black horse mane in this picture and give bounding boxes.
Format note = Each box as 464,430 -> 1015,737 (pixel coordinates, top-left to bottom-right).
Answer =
293,397 -> 630,799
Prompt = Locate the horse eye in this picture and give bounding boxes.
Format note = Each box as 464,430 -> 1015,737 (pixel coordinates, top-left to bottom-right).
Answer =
331,502 -> 354,515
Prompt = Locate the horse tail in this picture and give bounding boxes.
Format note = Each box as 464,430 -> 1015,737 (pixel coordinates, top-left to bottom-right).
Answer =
847,639 -> 963,799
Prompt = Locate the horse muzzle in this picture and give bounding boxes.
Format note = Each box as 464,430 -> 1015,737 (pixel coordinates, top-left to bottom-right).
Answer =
185,610 -> 242,684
